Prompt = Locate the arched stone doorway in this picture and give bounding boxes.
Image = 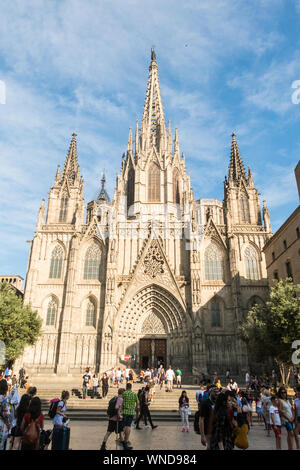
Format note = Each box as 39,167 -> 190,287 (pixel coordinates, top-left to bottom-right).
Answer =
117,284 -> 192,372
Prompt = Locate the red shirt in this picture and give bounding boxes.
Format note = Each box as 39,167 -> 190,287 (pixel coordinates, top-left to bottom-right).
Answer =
23,413 -> 44,428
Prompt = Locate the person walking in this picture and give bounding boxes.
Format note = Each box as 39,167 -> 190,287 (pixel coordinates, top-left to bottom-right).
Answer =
178,391 -> 190,432
20,396 -> 44,450
277,386 -> 299,450
92,375 -> 99,399
82,371 -> 90,399
100,388 -> 126,450
176,368 -> 182,389
0,379 -> 10,450
121,383 -> 138,450
294,386 -> 300,439
165,366 -> 175,392
101,373 -> 109,398
52,391 -> 70,450
209,392 -> 235,450
159,367 -> 166,390
135,385 -> 158,430
11,394 -> 31,450
269,396 -> 282,450
199,386 -> 219,450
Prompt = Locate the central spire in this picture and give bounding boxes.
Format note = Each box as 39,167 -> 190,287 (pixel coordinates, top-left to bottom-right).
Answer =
228,133 -> 247,182
141,49 -> 167,152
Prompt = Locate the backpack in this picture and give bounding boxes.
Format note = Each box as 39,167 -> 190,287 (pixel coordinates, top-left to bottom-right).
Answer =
48,398 -> 60,419
107,396 -> 118,418
194,410 -> 201,434
197,391 -> 204,403
23,418 -> 40,446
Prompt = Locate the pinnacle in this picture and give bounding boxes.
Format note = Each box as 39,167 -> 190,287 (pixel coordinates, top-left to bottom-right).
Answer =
229,132 -> 247,182
61,133 -> 80,184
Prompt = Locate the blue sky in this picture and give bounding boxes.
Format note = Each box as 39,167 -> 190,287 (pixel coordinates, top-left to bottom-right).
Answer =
1,0 -> 300,280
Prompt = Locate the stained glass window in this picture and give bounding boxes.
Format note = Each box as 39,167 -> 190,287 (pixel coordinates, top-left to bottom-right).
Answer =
240,194 -> 250,223
211,299 -> 221,327
59,196 -> 68,222
84,245 -> 101,280
49,246 -> 63,279
245,246 -> 259,280
86,299 -> 95,326
46,297 -> 57,326
148,163 -> 160,202
205,244 -> 223,280
127,167 -> 135,211
173,169 -> 180,204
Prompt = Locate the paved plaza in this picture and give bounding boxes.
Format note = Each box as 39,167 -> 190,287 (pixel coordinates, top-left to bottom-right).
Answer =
54,419 -> 295,451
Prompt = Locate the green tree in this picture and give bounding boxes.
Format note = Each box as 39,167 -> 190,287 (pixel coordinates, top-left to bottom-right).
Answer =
239,278 -> 300,385
0,282 -> 42,365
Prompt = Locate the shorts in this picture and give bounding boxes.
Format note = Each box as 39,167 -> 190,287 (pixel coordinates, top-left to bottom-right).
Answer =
177,376 -> 182,382
271,425 -> 281,437
285,422 -> 294,432
107,420 -> 124,434
122,414 -> 134,427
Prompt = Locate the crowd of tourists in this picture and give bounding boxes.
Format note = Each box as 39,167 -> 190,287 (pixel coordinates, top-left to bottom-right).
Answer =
0,366 -> 72,450
1,364 -> 299,451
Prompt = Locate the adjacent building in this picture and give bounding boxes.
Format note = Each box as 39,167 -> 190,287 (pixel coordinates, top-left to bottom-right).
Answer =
263,162 -> 300,285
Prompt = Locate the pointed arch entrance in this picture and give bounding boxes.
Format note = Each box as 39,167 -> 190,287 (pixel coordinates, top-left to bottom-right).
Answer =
117,284 -> 192,372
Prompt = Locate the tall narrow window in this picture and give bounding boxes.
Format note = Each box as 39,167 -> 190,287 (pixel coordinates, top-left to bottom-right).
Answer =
286,261 -> 293,280
205,244 -> 223,280
49,246 -> 63,279
86,299 -> 95,326
148,163 -> 160,202
84,245 -> 101,280
240,194 -> 250,223
211,299 -> 221,327
127,167 -> 135,213
59,196 -> 68,222
173,169 -> 180,204
244,246 -> 259,280
46,297 -> 57,326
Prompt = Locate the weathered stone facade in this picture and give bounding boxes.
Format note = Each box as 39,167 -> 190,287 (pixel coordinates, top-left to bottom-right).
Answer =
17,52 -> 272,377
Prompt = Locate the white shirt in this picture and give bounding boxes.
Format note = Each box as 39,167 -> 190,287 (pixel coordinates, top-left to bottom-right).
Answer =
116,370 -> 122,379
245,373 -> 250,382
125,368 -> 130,378
269,405 -> 281,426
52,401 -> 66,426
166,369 -> 175,381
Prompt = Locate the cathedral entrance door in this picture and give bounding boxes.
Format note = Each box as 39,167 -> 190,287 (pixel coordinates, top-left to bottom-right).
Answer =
139,338 -> 167,369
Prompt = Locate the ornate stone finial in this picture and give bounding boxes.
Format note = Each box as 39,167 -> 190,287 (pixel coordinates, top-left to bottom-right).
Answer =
72,132 -> 77,137
151,47 -> 156,62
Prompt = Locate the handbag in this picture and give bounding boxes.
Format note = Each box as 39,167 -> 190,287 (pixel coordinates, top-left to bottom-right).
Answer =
242,404 -> 251,413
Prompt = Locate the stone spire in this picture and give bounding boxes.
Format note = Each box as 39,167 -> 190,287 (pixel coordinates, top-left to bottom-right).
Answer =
97,174 -> 110,202
141,48 -> 167,152
61,133 -> 80,184
228,133 -> 247,182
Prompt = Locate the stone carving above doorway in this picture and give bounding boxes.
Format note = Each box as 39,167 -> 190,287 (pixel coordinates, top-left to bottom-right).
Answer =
141,311 -> 166,335
143,243 -> 164,278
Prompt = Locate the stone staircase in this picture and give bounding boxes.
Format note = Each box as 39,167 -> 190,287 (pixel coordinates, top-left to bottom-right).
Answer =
20,383 -> 202,421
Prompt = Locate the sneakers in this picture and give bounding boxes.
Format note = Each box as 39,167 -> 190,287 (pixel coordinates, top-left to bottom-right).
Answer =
145,425 -> 150,428
182,428 -> 185,432
135,426 -> 142,430
151,425 -> 158,430
186,428 -> 190,432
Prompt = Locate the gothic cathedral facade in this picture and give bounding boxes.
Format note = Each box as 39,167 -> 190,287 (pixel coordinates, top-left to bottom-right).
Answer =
18,52 -> 273,377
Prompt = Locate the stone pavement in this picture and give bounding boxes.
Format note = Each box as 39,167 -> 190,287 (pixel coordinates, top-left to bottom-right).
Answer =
49,419 -> 295,451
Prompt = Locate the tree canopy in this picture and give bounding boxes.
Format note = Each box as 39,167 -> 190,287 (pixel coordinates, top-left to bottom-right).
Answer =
0,282 -> 42,365
239,278 -> 300,384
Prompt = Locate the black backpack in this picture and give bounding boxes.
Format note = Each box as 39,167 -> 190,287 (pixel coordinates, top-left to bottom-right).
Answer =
48,398 -> 60,419
194,410 -> 201,434
107,396 -> 118,418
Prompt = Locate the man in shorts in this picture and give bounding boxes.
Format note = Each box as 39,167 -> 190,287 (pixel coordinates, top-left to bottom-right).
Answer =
176,368 -> 182,389
166,366 -> 175,392
100,388 -> 129,450
122,382 -> 138,450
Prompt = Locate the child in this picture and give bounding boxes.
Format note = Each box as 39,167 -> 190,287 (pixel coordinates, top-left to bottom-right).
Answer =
269,396 -> 281,450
